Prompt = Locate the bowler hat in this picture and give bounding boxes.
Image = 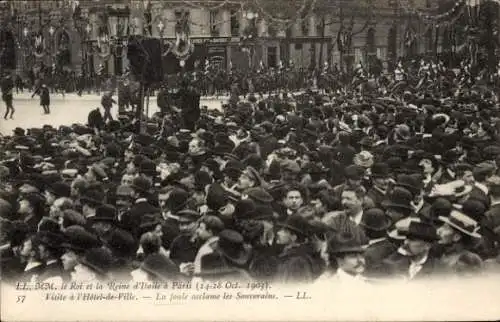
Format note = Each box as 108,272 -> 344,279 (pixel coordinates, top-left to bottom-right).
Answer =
425,198 -> 452,223
403,222 -> 439,242
167,188 -> 190,213
360,208 -> 392,232
461,199 -> 486,222
131,176 -> 152,194
233,199 -> 257,221
327,231 -> 365,254
344,165 -> 365,180
141,253 -> 179,281
62,210 -> 87,228
102,228 -> 138,259
140,159 -> 156,176
371,162 -> 390,178
91,204 -> 118,224
62,225 -> 101,253
473,162 -> 496,179
277,215 -> 310,237
46,181 -> 71,198
382,187 -> 413,210
395,174 -> 422,197
216,229 -> 252,266
80,188 -> 104,206
139,214 -> 163,233
38,218 -> 61,233
244,187 -> 274,204
79,247 -> 114,276
35,231 -> 64,249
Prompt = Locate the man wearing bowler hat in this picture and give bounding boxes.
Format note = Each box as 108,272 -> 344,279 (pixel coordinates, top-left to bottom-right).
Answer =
89,204 -> 119,239
275,215 -> 316,284
169,209 -> 203,266
366,162 -> 391,209
317,229 -> 367,283
35,230 -> 68,283
360,208 -> 397,275
468,162 -> 496,209
122,176 -> 158,238
60,225 -> 102,274
196,229 -> 253,281
382,221 -> 440,280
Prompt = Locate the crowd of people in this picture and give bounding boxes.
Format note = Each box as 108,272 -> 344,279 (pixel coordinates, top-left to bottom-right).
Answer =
1,56 -> 500,286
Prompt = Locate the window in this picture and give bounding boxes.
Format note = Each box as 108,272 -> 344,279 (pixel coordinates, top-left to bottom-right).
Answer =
268,46 -> 277,67
295,43 -> 303,50
366,28 -> 375,54
210,10 -> 218,36
230,9 -> 239,37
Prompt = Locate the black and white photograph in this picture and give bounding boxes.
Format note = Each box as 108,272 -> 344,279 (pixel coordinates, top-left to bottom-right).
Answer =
1,0 -> 500,321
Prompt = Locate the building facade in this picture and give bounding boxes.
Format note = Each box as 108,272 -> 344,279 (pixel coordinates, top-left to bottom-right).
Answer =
1,0 -> 450,76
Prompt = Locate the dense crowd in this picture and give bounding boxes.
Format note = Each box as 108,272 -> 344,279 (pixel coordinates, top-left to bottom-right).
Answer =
1,58 -> 500,286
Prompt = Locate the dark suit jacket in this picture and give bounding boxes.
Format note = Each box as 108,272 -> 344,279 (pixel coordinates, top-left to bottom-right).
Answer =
123,200 -> 159,237
0,246 -> 24,283
364,238 -> 397,275
169,233 -> 201,266
480,203 -> 500,258
366,187 -> 386,209
161,217 -> 181,249
381,250 -> 439,280
276,244 -> 317,284
39,260 -> 68,282
468,185 -> 491,210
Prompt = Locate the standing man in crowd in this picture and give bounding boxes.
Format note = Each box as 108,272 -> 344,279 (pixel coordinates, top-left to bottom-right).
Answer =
101,91 -> 116,123
2,74 -> 14,119
32,83 -> 51,115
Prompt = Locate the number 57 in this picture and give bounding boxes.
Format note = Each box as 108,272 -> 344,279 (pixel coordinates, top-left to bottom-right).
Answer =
16,296 -> 26,303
